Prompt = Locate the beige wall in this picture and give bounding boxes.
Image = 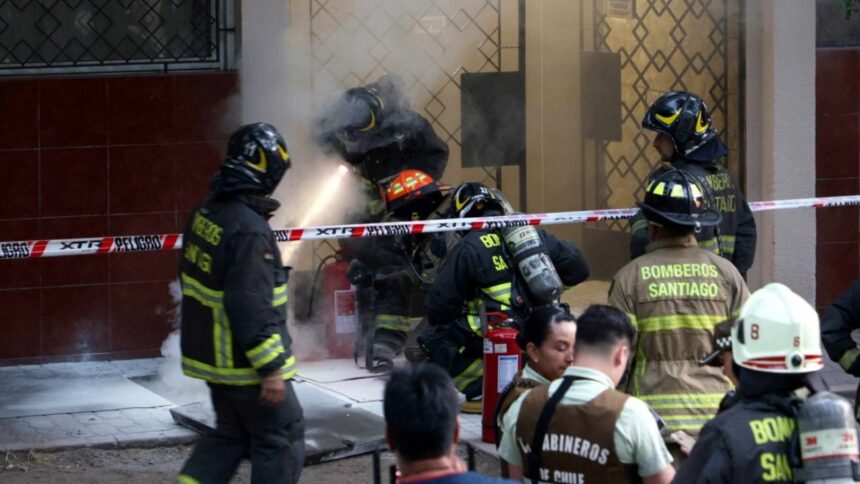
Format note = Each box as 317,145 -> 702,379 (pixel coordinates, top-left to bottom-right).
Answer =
745,0 -> 817,302
523,0 -> 584,245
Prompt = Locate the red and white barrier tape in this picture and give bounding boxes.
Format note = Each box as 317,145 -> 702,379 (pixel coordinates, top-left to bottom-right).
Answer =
1,195 -> 858,260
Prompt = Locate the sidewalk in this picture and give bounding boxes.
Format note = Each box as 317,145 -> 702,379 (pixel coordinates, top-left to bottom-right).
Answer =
0,360 -> 197,452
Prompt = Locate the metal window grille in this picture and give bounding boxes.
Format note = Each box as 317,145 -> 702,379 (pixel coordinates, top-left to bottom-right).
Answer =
0,0 -> 235,76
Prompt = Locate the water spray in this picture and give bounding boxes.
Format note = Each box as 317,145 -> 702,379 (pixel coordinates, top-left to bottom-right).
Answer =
280,164 -> 351,264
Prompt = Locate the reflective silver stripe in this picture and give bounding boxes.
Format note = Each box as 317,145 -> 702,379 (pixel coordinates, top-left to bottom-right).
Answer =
452,359 -> 483,391
376,314 -> 410,331
839,347 -> 860,371
246,335 -> 285,369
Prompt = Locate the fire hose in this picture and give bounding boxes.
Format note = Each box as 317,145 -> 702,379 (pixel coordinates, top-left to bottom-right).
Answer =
0,194 -> 858,260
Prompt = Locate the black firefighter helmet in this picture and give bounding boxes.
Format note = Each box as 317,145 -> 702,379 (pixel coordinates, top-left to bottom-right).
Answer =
638,168 -> 721,230
215,122 -> 291,195
642,91 -> 720,159
451,182 -> 509,218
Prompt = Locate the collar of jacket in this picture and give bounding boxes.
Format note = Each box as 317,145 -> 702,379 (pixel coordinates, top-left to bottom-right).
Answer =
214,192 -> 281,219
645,233 -> 698,253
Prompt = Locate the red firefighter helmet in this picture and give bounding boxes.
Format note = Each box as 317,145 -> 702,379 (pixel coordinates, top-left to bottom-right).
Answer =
385,170 -> 446,220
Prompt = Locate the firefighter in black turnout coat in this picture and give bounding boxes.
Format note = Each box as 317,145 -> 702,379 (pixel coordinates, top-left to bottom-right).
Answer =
674,283 -> 825,484
315,74 -> 450,370
631,91 -> 757,279
178,123 -> 305,484
421,183 -> 590,407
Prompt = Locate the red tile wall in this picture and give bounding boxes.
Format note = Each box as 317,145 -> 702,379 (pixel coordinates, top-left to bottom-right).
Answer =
816,49 -> 860,312
0,71 -> 239,364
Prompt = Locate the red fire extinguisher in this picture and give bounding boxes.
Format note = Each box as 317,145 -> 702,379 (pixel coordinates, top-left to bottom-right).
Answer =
320,251 -> 359,359
482,314 -> 522,443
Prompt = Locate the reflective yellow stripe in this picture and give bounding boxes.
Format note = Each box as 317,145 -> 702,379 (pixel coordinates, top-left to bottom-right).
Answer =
181,273 -> 232,368
639,393 -> 725,409
624,312 -> 638,330
481,282 -> 512,306
273,284 -> 288,307
452,359 -> 483,391
376,314 -> 410,332
181,273 -> 223,308
182,356 -> 295,386
282,355 -> 297,379
177,474 -> 200,484
638,314 -> 728,333
839,347 -> 860,371
246,334 -> 285,370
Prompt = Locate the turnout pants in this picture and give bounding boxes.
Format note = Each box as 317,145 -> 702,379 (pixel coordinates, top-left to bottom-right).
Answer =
418,319 -> 484,400
178,381 -> 305,484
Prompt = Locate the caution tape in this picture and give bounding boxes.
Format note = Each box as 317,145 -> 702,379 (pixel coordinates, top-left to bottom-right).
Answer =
1,194 -> 858,260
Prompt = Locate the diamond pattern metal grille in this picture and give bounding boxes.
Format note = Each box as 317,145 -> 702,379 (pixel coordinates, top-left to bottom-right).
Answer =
310,0 -> 509,189
310,0 -> 517,260
590,0 -> 742,230
0,0 -> 224,73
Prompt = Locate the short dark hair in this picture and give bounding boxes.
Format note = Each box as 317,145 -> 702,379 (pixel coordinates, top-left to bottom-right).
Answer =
574,305 -> 636,352
383,363 -> 459,461
516,305 -> 576,357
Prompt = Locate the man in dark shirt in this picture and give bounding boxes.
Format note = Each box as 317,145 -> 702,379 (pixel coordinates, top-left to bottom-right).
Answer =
384,363 -> 514,483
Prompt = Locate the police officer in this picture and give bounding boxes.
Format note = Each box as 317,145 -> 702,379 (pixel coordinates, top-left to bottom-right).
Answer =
422,182 -> 590,411
674,283 -> 826,483
177,123 -> 305,484
495,305 -> 576,478
631,91 -> 757,279
498,305 -> 675,483
608,168 -> 749,453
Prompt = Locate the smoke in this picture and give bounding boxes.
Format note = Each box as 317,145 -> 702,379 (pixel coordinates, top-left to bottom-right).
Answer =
151,279 -> 209,405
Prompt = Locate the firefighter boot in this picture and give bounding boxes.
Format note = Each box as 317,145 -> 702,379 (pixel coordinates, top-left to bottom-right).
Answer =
371,328 -> 406,372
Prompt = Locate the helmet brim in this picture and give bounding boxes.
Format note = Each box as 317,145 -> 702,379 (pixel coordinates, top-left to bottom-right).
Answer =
637,202 -> 722,227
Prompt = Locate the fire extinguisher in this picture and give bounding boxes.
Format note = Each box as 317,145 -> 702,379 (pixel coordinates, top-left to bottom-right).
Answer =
482,313 -> 522,443
314,250 -> 360,359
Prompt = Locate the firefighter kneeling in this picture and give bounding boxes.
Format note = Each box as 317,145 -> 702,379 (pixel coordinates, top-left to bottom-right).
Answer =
420,183 -> 590,412
676,283 -> 860,483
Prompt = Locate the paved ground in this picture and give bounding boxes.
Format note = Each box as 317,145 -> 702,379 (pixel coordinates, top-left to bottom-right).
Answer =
0,443 -> 501,483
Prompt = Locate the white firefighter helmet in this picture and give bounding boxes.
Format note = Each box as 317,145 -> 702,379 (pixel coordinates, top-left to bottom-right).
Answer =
732,282 -> 823,374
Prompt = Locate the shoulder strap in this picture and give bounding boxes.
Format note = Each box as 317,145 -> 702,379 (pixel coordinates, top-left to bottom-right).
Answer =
528,375 -> 578,482
494,376 -> 541,446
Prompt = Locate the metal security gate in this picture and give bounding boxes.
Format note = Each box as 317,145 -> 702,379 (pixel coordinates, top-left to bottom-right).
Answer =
583,0 -> 744,227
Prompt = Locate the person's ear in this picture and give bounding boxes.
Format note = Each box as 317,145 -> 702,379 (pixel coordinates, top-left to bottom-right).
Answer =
526,342 -> 540,363
615,344 -> 629,368
385,425 -> 396,452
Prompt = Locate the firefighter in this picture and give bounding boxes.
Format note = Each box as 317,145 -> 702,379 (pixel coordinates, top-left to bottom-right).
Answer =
315,72 -> 449,187
495,304 -> 577,477
631,91 -> 757,279
177,123 -> 305,484
608,168 -> 749,460
498,305 -> 675,483
674,283 -> 826,483
821,278 -> 860,384
363,170 -> 453,370
315,74 -> 450,371
421,182 -> 590,412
